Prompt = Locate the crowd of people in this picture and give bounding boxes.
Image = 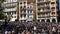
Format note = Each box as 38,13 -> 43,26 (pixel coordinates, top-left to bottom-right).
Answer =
0,20 -> 60,34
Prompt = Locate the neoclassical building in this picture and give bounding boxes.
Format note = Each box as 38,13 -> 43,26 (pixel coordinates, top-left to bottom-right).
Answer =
27,1 -> 34,22
35,0 -> 58,23
3,0 -> 58,22
19,0 -> 27,22
3,0 -> 17,21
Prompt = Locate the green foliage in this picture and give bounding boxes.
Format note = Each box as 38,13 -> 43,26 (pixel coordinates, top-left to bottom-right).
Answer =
0,0 -> 7,20
0,13 -> 7,19
0,0 -> 5,3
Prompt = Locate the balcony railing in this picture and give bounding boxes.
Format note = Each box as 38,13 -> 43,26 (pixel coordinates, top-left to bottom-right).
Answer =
38,14 -> 50,18
4,7 -> 17,12
3,0 -> 17,4
44,10 -> 51,12
3,2 -> 17,8
27,8 -> 33,10
37,0 -> 49,3
38,5 -> 49,8
20,17 -> 27,20
38,10 -> 51,13
28,13 -> 33,15
20,12 -> 26,14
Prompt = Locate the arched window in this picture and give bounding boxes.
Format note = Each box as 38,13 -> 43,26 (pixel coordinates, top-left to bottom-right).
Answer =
52,19 -> 56,23
37,20 -> 40,22
46,19 -> 50,22
41,19 -> 45,22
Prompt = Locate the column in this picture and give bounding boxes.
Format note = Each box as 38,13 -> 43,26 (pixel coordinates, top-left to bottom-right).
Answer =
55,18 -> 57,23
45,19 -> 46,23
50,18 -> 52,23
40,20 -> 41,22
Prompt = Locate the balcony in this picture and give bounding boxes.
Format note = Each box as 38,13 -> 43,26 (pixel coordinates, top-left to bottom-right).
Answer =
37,0 -> 49,4
44,10 -> 51,12
20,8 -> 26,11
38,6 -> 45,8
3,2 -> 17,8
38,10 -> 51,13
28,13 -> 33,15
45,5 -> 50,7
20,17 -> 27,20
4,7 -> 17,12
38,5 -> 49,8
27,18 -> 33,21
27,8 -> 33,10
38,14 -> 50,18
20,12 -> 27,14
3,0 -> 17,3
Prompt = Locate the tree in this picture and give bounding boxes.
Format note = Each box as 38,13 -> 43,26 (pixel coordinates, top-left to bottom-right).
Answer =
0,0 -> 7,20
0,0 -> 5,2
0,13 -> 7,19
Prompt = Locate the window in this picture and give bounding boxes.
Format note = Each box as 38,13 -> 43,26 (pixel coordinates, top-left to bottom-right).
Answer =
20,15 -> 22,18
24,10 -> 26,12
12,12 -> 14,15
30,11 -> 32,13
30,6 -> 32,8
24,6 -> 26,10
47,7 -> 50,10
20,6 -> 22,10
28,15 -> 29,18
28,10 -> 32,14
51,7 -> 55,11
38,8 -> 41,11
51,2 -> 55,4
24,20 -> 26,22
52,19 -> 56,22
30,17 -> 32,19
13,12 -> 16,14
51,7 -> 55,9
37,4 -> 40,6
51,9 -> 55,11
41,19 -> 45,22
20,2 -> 22,4
24,6 -> 26,8
14,16 -> 16,18
24,2 -> 26,4
46,19 -> 50,22
7,12 -> 11,15
12,16 -> 13,18
28,7 -> 29,8
24,15 -> 26,18
28,10 -> 29,13
20,11 -> 22,13
38,13 -> 40,15
52,12 -> 55,15
20,6 -> 22,8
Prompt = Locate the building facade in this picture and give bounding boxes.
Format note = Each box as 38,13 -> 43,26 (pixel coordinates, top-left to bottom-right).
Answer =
3,0 -> 58,22
36,0 -> 58,23
3,0 -> 33,22
19,0 -> 27,22
27,3 -> 33,22
3,0 -> 17,21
